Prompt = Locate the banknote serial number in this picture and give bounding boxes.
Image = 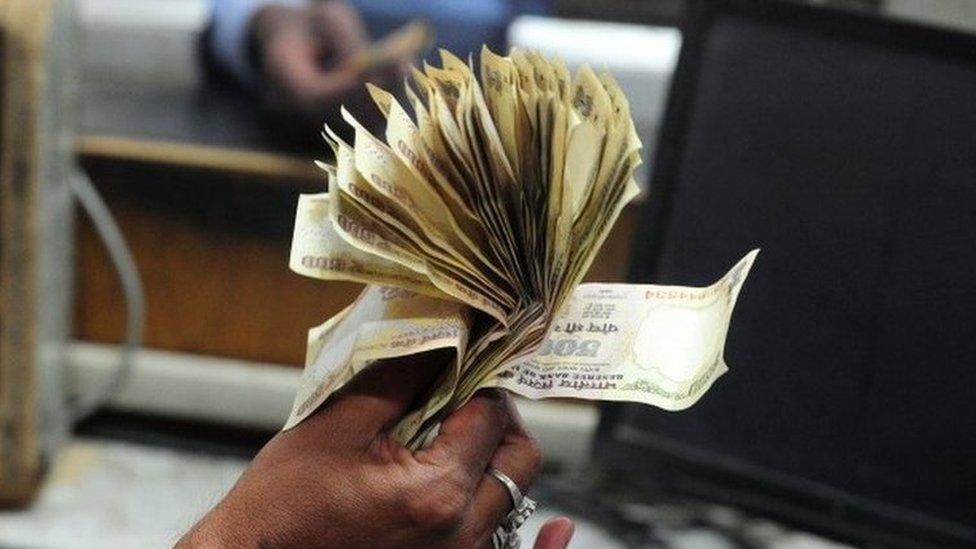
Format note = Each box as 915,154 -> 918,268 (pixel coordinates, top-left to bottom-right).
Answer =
536,338 -> 600,357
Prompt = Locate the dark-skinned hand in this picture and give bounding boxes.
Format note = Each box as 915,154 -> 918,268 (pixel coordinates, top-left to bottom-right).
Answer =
249,0 -> 408,124
177,351 -> 575,548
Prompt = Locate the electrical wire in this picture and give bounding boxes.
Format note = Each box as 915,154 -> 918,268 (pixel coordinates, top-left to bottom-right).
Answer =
68,169 -> 145,422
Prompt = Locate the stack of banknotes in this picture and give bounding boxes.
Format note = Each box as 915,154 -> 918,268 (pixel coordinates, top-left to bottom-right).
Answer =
285,46 -> 758,448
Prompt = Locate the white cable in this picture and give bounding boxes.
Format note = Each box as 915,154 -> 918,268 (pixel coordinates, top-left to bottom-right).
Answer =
68,169 -> 145,422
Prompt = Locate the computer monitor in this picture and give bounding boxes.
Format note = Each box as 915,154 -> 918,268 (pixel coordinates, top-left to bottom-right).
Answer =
597,1 -> 976,546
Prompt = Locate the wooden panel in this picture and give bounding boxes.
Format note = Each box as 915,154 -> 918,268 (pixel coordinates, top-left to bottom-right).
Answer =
74,160 -> 361,366
583,206 -> 637,284
73,156 -> 639,366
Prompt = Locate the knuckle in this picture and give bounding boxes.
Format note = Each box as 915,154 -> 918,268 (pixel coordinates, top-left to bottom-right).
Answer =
477,405 -> 501,430
479,392 -> 508,423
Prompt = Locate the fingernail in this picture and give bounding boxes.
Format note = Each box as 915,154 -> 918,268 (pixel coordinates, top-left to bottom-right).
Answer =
553,517 -> 575,545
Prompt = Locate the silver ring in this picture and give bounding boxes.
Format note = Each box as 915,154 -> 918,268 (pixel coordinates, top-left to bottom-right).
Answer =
488,467 -> 537,549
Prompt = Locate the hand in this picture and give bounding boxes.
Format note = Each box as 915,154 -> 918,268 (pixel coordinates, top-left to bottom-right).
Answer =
249,1 -> 407,123
177,351 -> 575,548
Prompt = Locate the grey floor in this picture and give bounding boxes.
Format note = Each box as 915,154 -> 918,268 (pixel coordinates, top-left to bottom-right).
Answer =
0,439 -> 851,549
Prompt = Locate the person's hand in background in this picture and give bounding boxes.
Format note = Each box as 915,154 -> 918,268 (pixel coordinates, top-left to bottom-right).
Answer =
177,351 -> 575,548
248,1 -> 407,123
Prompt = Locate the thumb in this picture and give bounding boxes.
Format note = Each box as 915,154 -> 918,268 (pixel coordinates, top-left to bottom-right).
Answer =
534,517 -> 575,549
312,348 -> 452,446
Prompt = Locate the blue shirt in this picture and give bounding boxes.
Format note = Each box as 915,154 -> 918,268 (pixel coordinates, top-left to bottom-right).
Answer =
209,0 -> 549,84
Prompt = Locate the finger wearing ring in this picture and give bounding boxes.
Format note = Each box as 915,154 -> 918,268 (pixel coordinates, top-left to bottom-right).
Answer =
464,405 -> 541,549
487,467 -> 537,548
488,467 -> 537,530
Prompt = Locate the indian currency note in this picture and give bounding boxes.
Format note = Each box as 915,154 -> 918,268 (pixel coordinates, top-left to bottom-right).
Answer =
290,193 -> 446,298
285,250 -> 758,435
489,250 -> 759,411
283,285 -> 469,431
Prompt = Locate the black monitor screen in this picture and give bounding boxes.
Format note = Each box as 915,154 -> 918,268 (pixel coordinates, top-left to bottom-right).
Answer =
606,1 -> 976,542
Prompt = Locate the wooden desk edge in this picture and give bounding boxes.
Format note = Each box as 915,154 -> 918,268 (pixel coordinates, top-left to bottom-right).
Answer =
76,134 -> 324,182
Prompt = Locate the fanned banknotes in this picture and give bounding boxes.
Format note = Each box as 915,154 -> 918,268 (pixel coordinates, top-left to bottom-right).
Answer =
285,47 -> 758,447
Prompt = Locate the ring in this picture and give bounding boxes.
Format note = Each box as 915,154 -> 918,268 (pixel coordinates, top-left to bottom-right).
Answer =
488,467 -> 537,549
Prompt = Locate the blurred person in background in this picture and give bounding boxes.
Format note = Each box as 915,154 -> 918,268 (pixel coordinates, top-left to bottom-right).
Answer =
205,0 -> 550,124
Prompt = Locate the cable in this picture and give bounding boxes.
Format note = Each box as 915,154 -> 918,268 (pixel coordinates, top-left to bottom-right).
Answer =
68,169 -> 145,422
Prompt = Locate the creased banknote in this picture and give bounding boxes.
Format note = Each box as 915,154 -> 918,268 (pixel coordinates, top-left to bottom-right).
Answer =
492,251 -> 758,410
283,46 -> 759,447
